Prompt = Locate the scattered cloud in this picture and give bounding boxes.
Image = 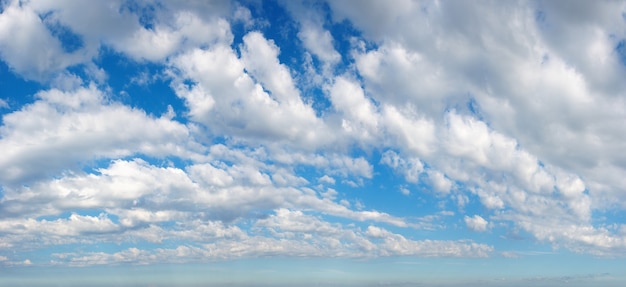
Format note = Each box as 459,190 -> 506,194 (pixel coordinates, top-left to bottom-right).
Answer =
1,0 -> 626,272
464,215 -> 489,232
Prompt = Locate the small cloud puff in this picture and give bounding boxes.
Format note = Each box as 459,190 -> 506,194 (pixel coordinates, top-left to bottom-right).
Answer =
399,187 -> 410,196
464,215 -> 489,232
318,175 -> 336,185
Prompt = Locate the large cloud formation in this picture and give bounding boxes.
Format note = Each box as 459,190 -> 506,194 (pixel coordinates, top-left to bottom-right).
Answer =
1,0 -> 626,267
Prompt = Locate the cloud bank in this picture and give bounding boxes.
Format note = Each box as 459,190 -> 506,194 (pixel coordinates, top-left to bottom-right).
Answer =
1,0 -> 626,267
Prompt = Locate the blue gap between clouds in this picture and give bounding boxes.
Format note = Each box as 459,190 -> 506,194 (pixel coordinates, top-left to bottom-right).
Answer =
353,150 -> 451,231
40,13 -> 84,53
615,39 -> 626,66
94,47 -> 188,123
592,208 -> 626,230
235,0 -> 327,117
119,0 -> 162,30
0,60 -> 44,119
232,0 -> 379,118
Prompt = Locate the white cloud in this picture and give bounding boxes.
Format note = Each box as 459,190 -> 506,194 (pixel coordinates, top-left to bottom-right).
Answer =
501,215 -> 626,256
318,175 -> 336,185
0,85 -> 196,185
427,170 -> 452,194
0,1 -> 87,80
380,150 -> 423,183
232,4 -> 253,27
399,187 -> 410,196
464,215 -> 489,232
0,0 -> 234,82
382,105 -> 436,156
365,226 -> 492,257
0,154 -> 405,229
2,0 -> 626,265
44,210 -> 493,266
329,76 -> 379,143
280,0 -> 340,67
240,32 -> 306,105
114,12 -> 232,61
332,0 -> 626,214
327,0 -> 415,41
169,34 -> 332,150
298,25 -> 341,64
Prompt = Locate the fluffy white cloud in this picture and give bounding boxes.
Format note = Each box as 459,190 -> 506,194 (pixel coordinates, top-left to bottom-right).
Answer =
169,32 -> 331,150
464,215 -> 489,232
0,155 -> 403,227
281,0 -> 341,67
0,85 -> 196,186
0,0 -> 234,82
380,150 -> 423,183
427,170 -> 452,194
328,0 -> 626,254
2,0 -> 626,267
382,105 -> 436,156
329,76 -> 379,143
318,175 -> 336,185
0,1 -> 88,80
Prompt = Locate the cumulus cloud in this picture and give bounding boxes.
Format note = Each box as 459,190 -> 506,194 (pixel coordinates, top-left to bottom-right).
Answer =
169,32 -> 332,150
281,0 -> 341,68
329,0 -> 626,254
318,175 -> 336,185
0,85 -> 196,185
464,215 -> 489,232
0,1 -> 87,80
2,0 -> 626,268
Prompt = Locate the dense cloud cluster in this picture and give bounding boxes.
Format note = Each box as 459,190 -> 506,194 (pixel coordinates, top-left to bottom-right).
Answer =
1,0 -> 626,267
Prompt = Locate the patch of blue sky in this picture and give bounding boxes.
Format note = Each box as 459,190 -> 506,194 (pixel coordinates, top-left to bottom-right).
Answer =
592,208 -> 626,229
42,17 -> 84,54
361,154 -> 447,217
494,234 -> 555,257
0,60 -> 44,113
94,48 -> 187,121
328,14 -> 376,68
78,157 -> 114,175
119,0 -> 161,30
239,0 -> 367,117
535,10 -> 547,25
466,96 -> 485,121
615,39 -> 626,66
245,0 -> 302,67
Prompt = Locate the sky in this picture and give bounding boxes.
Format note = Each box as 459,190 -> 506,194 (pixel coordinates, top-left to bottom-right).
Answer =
1,0 -> 626,286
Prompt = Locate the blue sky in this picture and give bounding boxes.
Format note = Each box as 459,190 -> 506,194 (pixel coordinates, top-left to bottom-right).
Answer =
1,0 -> 626,286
